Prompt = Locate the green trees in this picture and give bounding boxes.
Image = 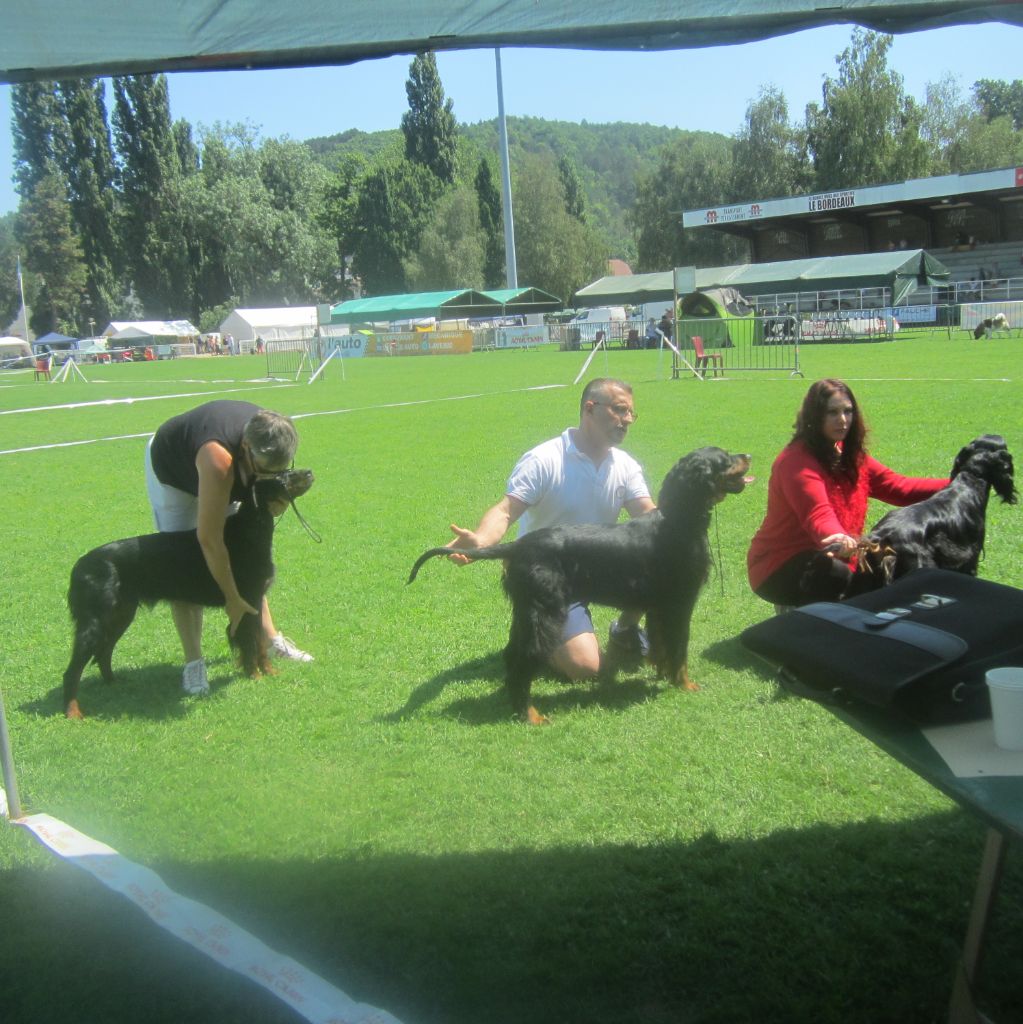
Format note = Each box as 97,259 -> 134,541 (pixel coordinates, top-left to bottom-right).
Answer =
401,52 -> 458,185
730,88 -> 810,204
513,153 -> 605,303
805,29 -> 929,189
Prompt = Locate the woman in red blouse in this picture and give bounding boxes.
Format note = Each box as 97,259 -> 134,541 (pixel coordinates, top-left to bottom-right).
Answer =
748,378 -> 948,607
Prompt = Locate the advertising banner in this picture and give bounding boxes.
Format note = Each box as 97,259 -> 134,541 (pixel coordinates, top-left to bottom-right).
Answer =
367,331 -> 473,356
495,326 -> 548,349
326,333 -> 369,358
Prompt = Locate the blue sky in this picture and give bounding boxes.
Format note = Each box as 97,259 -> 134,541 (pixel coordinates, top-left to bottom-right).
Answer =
1,22 -> 1022,217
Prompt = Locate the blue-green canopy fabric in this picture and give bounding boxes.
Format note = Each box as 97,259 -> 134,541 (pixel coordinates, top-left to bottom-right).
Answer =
330,289 -> 503,325
3,3 -> 1021,83
482,287 -> 562,313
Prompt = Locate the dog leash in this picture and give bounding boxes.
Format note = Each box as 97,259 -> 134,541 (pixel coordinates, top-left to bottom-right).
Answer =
287,498 -> 322,543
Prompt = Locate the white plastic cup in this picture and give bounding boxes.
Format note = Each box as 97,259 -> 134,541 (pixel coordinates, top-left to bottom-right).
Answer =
985,667 -> 1023,751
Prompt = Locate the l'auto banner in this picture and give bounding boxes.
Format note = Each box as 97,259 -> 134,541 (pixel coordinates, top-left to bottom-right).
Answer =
367,331 -> 473,356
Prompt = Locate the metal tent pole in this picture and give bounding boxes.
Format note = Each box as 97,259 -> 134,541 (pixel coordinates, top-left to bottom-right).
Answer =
0,687 -> 22,820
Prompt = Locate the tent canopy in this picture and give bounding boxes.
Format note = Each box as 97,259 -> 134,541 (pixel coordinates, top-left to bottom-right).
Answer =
481,287 -> 563,315
331,289 -> 506,325
219,306 -> 319,342
576,250 -> 950,308
36,331 -> 76,344
3,3 -> 1020,83
105,319 -> 200,340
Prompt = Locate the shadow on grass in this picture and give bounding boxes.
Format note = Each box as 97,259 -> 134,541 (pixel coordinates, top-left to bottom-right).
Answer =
21,656 -> 242,722
384,651 -> 663,724
3,812 -> 1021,1024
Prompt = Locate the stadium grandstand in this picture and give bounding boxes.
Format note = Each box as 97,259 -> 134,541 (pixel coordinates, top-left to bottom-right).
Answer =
683,166 -> 1023,305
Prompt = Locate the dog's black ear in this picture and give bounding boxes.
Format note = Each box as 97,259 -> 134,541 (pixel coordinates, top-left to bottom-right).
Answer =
993,450 -> 1018,504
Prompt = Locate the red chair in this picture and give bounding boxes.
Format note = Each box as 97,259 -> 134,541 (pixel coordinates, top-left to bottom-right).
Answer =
691,335 -> 724,377
33,354 -> 52,380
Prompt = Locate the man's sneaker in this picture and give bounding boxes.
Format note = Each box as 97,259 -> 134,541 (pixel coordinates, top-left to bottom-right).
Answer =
182,658 -> 209,696
607,620 -> 650,667
271,634 -> 314,662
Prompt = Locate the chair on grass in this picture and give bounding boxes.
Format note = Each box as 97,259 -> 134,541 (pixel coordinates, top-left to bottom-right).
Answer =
33,354 -> 52,381
691,335 -> 724,378
593,329 -> 606,350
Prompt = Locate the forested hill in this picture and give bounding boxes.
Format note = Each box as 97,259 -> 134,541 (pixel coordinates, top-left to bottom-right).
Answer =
306,117 -> 723,264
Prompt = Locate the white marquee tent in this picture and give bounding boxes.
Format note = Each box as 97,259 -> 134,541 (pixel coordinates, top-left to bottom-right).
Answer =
218,307 -> 350,344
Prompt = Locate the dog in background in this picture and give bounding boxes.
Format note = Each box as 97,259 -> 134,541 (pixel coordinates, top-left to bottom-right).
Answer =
973,313 -> 1011,339
408,447 -> 751,723
859,434 -> 1016,586
61,469 -> 314,719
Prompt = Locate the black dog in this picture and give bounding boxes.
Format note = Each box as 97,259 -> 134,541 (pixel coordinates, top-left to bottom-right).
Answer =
408,448 -> 751,723
62,469 -> 314,719
860,434 -> 1016,586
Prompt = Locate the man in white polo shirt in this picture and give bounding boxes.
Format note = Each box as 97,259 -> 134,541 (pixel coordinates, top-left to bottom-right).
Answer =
446,378 -> 655,679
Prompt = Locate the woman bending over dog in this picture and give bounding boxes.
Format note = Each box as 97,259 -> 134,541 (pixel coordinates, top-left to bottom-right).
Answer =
747,379 -> 948,609
144,400 -> 313,696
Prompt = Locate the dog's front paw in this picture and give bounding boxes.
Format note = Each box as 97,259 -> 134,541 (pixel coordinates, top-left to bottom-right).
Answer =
65,700 -> 84,720
523,706 -> 550,725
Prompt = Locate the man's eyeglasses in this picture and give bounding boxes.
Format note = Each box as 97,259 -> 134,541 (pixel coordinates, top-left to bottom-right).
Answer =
592,401 -> 637,421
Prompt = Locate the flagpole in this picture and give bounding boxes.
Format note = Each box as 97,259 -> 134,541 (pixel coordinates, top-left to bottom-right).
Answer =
16,255 -> 29,343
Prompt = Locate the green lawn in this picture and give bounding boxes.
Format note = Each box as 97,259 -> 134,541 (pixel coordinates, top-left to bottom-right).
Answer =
1,337 -> 1021,1024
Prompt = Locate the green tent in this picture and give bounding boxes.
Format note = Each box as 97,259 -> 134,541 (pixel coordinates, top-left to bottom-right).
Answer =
677,288 -> 754,348
330,289 -> 503,325
481,287 -> 563,315
575,250 -> 950,309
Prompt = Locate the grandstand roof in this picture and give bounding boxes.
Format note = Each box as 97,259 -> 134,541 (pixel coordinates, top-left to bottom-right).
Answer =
683,166 -> 1023,253
575,250 -> 950,307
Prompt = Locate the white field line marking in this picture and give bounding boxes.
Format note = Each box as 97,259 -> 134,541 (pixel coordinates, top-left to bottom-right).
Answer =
0,381 -> 297,418
1,793 -> 401,1024
0,383 -> 566,455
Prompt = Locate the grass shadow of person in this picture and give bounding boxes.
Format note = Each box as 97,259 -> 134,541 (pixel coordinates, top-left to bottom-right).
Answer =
22,656 -> 240,722
386,650 -> 665,725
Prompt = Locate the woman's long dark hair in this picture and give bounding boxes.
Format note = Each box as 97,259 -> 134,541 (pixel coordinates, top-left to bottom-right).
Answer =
791,378 -> 867,478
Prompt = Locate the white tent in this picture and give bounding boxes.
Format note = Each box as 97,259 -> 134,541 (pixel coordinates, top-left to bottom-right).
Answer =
218,307 -> 322,344
104,320 -> 200,342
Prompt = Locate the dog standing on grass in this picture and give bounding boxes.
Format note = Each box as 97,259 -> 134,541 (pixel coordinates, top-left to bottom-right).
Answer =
859,435 -> 1016,585
409,448 -> 751,723
61,470 -> 313,719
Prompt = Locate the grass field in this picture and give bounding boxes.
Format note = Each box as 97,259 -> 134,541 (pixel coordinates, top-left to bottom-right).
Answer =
1,336 -> 1021,1024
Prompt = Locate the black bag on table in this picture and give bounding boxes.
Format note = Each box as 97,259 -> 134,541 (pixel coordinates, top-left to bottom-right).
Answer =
740,569 -> 1023,724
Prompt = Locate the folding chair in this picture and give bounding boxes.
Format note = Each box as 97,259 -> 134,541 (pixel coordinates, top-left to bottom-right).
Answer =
691,336 -> 724,378
33,354 -> 52,380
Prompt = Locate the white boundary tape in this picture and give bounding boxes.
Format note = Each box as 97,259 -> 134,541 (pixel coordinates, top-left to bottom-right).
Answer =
1,790 -> 402,1024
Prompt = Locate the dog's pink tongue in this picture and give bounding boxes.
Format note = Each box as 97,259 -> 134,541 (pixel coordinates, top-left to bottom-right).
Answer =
743,475 -> 756,485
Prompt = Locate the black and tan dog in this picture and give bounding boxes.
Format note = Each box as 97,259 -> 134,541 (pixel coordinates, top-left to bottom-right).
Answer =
61,469 -> 314,719
860,434 -> 1016,586
409,447 -> 751,723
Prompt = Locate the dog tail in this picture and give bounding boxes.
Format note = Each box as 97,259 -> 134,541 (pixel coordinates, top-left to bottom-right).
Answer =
407,543 -> 511,584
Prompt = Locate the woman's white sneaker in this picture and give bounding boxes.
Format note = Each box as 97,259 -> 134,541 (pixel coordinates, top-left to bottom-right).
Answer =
182,658 -> 209,695
271,634 -> 314,662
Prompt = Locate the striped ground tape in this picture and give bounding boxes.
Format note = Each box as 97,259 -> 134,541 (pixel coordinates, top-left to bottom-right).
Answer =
1,789 -> 402,1024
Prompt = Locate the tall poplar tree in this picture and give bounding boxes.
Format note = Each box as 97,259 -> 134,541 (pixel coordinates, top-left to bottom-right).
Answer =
58,79 -> 120,326
16,173 -> 87,335
112,74 -> 190,316
10,81 -> 64,198
474,156 -> 505,288
401,52 -> 458,184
